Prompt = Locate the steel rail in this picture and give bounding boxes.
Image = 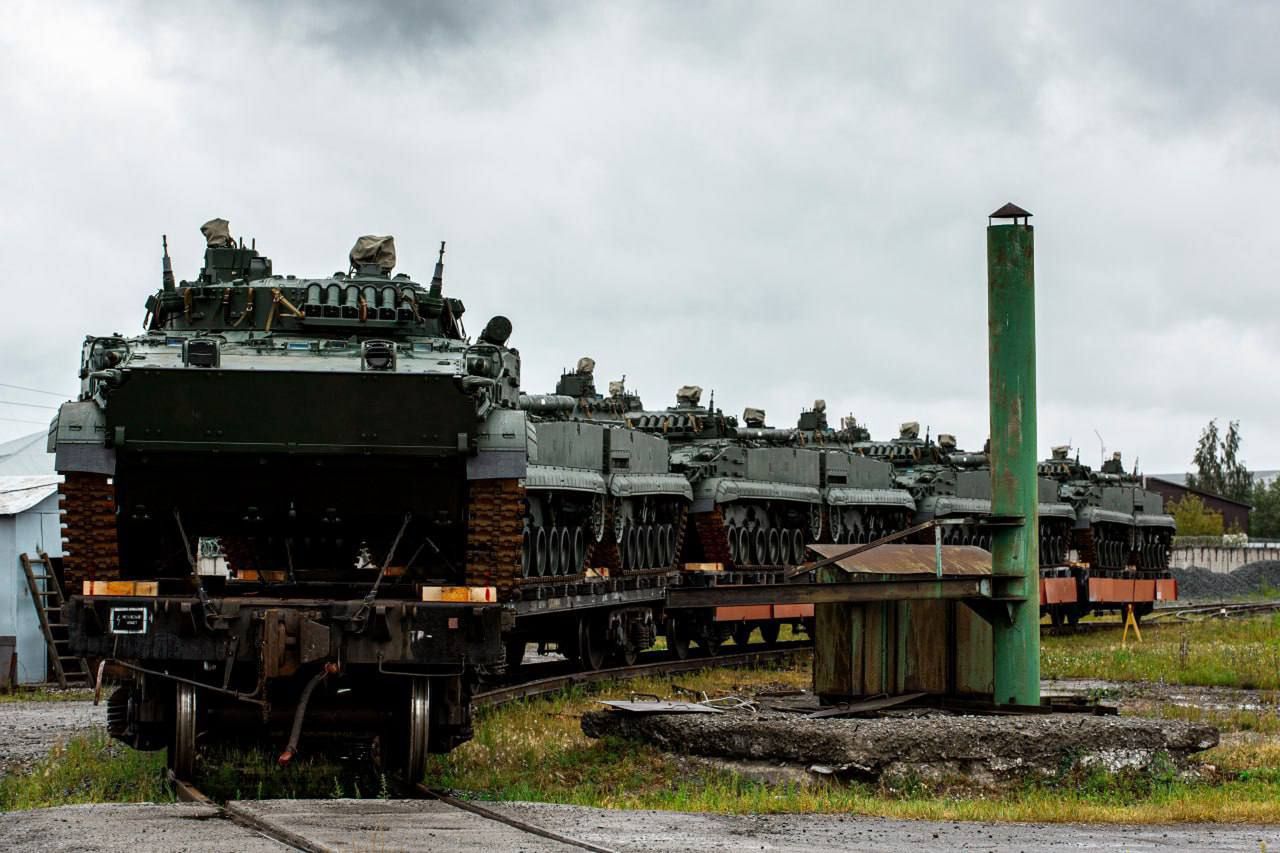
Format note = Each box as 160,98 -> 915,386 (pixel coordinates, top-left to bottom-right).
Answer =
169,771 -> 330,852
414,783 -> 618,853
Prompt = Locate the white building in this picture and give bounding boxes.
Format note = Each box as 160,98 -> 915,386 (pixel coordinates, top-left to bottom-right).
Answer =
0,432 -> 62,685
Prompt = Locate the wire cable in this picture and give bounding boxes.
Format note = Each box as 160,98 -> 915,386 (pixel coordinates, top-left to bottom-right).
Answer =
0,399 -> 57,409
0,382 -> 68,398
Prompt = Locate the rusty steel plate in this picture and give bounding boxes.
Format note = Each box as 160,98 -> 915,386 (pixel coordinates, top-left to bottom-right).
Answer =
806,543 -> 992,577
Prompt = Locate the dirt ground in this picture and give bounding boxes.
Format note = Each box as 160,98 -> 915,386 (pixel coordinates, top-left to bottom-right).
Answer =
0,698 -> 105,775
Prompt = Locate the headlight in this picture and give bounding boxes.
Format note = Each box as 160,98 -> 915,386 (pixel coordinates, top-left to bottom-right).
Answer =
362,340 -> 395,371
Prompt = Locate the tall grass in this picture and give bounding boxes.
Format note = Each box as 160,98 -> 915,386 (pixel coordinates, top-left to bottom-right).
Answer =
1042,613 -> 1280,689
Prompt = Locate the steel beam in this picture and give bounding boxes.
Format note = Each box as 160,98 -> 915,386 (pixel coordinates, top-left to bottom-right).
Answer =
667,577 -> 991,608
987,203 -> 1041,706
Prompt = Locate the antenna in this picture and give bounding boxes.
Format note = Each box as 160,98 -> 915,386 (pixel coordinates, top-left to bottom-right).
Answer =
709,389 -> 715,411
1093,429 -> 1105,466
161,235 -> 175,292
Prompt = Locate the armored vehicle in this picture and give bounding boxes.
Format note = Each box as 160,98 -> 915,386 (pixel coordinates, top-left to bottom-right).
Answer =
864,426 -> 1074,567
49,220 -> 549,779
1039,448 -> 1175,572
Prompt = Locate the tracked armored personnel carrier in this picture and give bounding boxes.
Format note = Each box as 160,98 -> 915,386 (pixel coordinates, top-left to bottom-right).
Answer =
1037,447 -> 1177,624
49,220 -> 557,779
1039,448 -> 1175,572
863,426 -> 1074,566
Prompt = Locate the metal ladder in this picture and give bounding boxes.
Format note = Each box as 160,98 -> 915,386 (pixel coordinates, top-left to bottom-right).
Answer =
19,551 -> 89,687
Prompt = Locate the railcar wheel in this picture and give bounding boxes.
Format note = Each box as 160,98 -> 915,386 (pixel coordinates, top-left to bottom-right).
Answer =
667,619 -> 691,660
618,640 -> 639,666
579,617 -> 606,671
406,679 -> 431,784
506,638 -> 527,672
169,683 -> 197,781
732,623 -> 751,648
759,622 -> 781,647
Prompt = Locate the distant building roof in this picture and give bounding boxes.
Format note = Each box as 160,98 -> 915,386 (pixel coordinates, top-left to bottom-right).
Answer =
1144,476 -> 1254,509
0,474 -> 59,515
0,431 -> 54,476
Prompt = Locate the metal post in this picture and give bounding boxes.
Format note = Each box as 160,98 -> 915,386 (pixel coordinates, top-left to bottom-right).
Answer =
986,203 -> 1040,706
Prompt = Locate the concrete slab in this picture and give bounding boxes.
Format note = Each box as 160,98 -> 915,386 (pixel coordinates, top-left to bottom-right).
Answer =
231,798 -> 577,851
489,803 -> 1280,852
4,799 -> 1279,852
0,802 -> 285,852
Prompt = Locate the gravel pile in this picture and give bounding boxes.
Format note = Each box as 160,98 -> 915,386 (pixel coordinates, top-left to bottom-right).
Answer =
1172,560 -> 1280,601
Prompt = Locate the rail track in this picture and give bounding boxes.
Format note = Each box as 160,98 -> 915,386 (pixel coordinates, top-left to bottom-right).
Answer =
164,642 -> 810,851
173,772 -> 617,852
476,641 -> 810,709
1040,599 -> 1280,634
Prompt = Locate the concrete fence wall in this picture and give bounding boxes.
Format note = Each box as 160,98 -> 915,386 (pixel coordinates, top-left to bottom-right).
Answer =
1170,545 -> 1280,574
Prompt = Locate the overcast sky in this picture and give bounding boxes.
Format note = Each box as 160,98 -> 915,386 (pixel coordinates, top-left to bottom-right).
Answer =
1,2 -> 1277,473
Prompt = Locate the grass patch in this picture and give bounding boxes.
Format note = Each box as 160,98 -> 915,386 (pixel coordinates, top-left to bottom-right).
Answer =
198,745 -> 391,801
428,655 -> 1280,823
1042,612 -> 1280,689
0,729 -> 170,811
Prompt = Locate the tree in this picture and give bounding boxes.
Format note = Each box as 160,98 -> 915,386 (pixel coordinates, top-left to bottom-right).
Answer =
1186,419 -> 1223,494
1221,420 -> 1253,503
1167,493 -> 1225,537
1185,418 -> 1251,501
1250,478 -> 1280,539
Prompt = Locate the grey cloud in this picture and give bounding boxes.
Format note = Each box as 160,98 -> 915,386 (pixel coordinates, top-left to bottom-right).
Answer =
1,1 -> 1277,473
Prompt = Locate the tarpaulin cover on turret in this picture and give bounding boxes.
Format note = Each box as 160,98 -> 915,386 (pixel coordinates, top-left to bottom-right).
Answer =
349,235 -> 397,272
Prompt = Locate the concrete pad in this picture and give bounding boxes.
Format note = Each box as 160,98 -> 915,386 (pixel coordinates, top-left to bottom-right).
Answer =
4,799 -> 1279,852
489,802 -> 1280,852
0,802 -> 285,852
231,799 -> 577,851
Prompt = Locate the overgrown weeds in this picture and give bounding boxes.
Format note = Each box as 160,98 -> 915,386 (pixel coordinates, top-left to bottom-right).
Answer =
1042,612 -> 1280,689
0,730 -> 170,810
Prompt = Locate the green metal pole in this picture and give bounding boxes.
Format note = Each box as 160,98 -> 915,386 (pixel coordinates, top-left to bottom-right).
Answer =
987,203 -> 1040,706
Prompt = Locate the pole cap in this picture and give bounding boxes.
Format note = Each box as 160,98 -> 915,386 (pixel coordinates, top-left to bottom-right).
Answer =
989,202 -> 1032,225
